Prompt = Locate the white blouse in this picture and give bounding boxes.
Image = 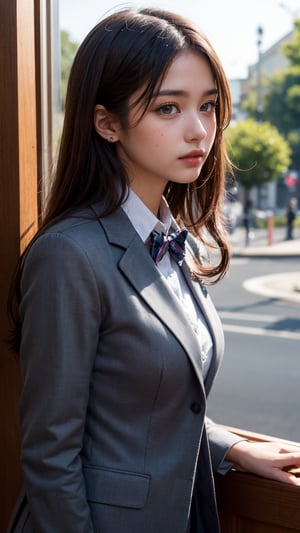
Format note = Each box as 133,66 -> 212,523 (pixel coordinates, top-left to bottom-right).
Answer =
121,188 -> 213,379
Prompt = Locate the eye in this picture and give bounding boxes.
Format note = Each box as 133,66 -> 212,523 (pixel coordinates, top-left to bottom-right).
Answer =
157,103 -> 179,115
201,101 -> 217,113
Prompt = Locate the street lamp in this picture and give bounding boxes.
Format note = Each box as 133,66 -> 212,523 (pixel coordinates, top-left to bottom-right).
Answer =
256,25 -> 264,122
255,26 -> 264,209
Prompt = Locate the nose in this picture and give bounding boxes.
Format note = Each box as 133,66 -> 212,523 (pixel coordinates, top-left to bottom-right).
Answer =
185,112 -> 207,143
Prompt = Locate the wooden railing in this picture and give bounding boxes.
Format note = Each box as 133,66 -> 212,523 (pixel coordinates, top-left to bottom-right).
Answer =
215,427 -> 300,532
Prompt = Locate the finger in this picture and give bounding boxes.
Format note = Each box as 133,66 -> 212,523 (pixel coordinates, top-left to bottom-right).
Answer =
275,470 -> 300,486
278,446 -> 300,454
273,453 -> 300,468
283,466 -> 300,475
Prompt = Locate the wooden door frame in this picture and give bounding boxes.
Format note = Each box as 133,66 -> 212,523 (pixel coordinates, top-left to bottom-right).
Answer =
0,0 -> 41,528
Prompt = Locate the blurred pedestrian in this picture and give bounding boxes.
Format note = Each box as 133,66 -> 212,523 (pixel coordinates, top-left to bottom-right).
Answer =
243,198 -> 253,246
286,197 -> 297,240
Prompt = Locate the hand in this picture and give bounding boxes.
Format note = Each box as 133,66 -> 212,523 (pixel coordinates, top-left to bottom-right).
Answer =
225,440 -> 300,486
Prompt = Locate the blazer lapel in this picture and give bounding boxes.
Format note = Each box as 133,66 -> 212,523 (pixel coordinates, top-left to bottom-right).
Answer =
181,256 -> 225,395
97,207 -> 206,389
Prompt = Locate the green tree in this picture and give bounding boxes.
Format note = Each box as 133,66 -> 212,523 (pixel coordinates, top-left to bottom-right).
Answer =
226,119 -> 291,192
263,66 -> 300,134
61,30 -> 79,110
243,19 -> 300,169
283,18 -> 300,65
263,64 -> 300,168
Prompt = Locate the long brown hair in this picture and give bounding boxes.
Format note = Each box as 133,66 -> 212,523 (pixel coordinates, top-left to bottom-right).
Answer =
9,7 -> 232,351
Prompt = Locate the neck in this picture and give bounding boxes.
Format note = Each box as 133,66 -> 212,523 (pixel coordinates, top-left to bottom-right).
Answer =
129,181 -> 165,217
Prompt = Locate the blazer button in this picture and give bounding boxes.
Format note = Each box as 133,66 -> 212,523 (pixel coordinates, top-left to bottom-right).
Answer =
190,402 -> 201,414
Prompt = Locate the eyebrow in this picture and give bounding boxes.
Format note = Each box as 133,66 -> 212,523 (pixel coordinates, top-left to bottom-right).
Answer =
152,88 -> 218,98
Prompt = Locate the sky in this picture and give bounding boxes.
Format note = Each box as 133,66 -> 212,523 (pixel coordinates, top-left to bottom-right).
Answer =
59,0 -> 300,79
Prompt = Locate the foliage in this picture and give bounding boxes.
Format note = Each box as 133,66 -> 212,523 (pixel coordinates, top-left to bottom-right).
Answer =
60,30 -> 79,110
242,77 -> 268,118
226,119 -> 291,190
242,89 -> 256,117
283,19 -> 300,66
242,19 -> 300,169
263,66 -> 300,134
287,130 -> 300,169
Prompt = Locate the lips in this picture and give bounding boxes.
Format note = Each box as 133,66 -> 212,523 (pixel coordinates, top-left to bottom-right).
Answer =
179,150 -> 205,160
178,149 -> 206,167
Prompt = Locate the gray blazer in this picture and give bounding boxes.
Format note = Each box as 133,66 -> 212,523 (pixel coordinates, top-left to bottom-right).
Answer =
10,204 -> 240,533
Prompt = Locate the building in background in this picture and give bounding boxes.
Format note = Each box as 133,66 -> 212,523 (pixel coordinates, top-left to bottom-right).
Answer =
228,29 -> 297,214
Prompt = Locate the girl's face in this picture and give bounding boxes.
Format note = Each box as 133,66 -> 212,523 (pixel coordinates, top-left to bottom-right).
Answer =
116,51 -> 217,212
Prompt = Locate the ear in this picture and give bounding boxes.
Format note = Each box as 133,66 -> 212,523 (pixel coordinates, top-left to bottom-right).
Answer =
94,104 -> 120,143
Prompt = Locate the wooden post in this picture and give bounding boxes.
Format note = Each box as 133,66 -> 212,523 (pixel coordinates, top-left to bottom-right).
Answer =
0,0 -> 38,529
267,212 -> 274,246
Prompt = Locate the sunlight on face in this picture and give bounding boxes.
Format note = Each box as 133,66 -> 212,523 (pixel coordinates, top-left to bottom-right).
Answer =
116,51 -> 217,212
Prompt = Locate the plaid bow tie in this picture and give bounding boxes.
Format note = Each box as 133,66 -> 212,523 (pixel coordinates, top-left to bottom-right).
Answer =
149,229 -> 188,266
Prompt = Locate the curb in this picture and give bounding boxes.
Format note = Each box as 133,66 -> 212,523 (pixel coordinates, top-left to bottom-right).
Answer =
232,251 -> 300,259
230,237 -> 300,259
243,272 -> 300,304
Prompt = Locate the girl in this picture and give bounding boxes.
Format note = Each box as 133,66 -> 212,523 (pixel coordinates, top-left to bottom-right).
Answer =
8,7 -> 300,533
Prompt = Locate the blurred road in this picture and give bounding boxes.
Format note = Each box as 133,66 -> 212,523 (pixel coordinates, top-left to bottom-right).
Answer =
206,229 -> 300,443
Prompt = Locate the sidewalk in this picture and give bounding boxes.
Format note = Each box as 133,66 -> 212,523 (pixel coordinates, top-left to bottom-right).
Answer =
230,226 -> 300,258
229,227 -> 300,304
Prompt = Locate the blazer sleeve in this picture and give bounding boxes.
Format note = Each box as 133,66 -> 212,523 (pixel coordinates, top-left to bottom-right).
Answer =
19,232 -> 101,532
205,416 -> 246,474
